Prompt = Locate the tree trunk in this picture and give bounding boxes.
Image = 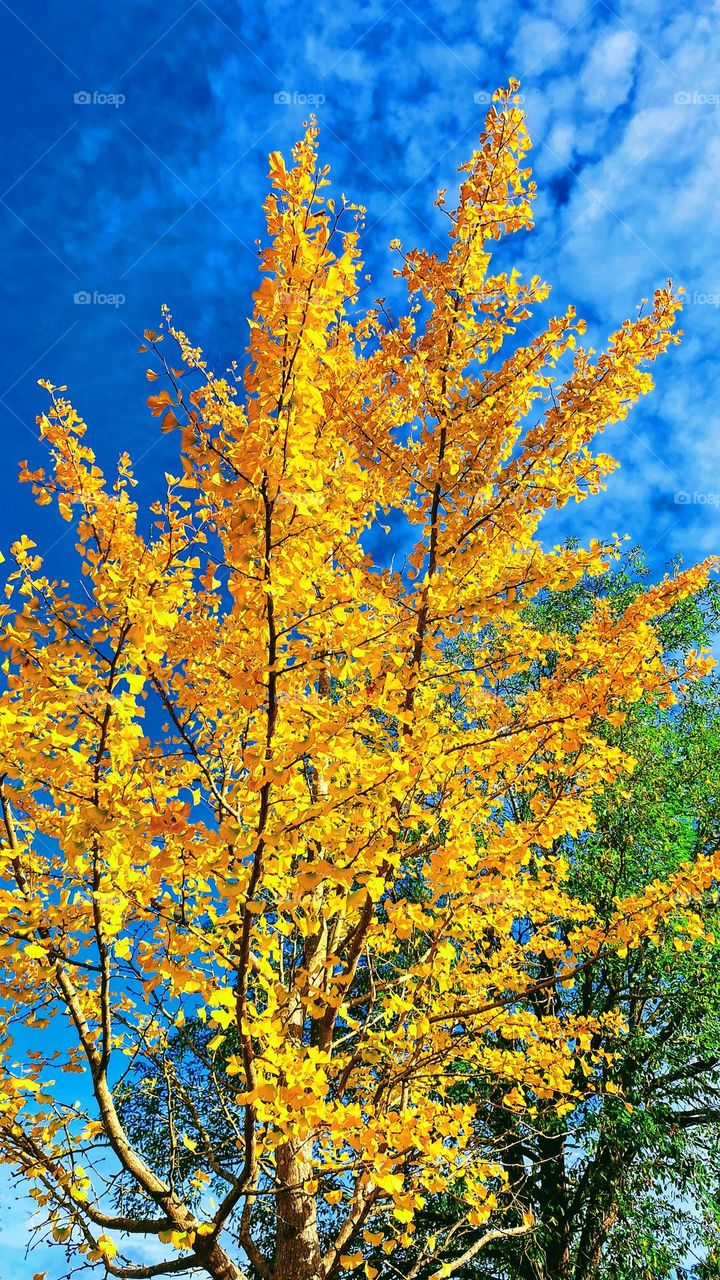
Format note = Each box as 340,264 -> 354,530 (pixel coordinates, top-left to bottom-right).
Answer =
574,1204 -> 618,1280
195,1237 -> 246,1280
275,1139 -> 322,1280
538,1129 -> 570,1280
573,1135 -> 625,1280
272,657 -> 327,1280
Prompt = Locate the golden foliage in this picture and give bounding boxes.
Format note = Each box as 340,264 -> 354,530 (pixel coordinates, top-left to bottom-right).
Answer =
0,83 -> 715,1279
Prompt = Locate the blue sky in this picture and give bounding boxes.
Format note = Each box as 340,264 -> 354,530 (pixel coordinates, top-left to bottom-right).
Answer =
0,0 -> 719,1272
1,0 -> 719,585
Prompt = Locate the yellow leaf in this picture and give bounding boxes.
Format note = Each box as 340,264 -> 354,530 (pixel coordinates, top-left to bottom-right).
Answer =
393,1206 -> 413,1223
339,1254 -> 363,1271
97,1235 -> 117,1260
161,408 -> 180,434
23,943 -> 47,961
147,389 -> 173,416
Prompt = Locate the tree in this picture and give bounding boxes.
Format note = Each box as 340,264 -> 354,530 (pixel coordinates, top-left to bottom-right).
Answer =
0,84 -> 716,1280
392,556 -> 720,1280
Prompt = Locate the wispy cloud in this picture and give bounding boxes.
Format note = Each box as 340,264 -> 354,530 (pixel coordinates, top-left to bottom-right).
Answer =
0,0 -> 718,586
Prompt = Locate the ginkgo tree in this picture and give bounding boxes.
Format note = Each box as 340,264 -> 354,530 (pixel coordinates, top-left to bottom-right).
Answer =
0,83 -> 716,1280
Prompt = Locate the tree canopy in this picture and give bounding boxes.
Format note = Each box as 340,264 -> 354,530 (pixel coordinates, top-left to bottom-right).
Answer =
0,84 -> 716,1280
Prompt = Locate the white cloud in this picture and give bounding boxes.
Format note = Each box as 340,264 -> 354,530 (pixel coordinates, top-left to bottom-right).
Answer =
544,121 -> 577,172
580,29 -> 638,112
511,17 -> 570,73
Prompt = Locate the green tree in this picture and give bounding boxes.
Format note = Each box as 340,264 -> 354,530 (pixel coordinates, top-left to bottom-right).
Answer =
403,552 -> 720,1280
